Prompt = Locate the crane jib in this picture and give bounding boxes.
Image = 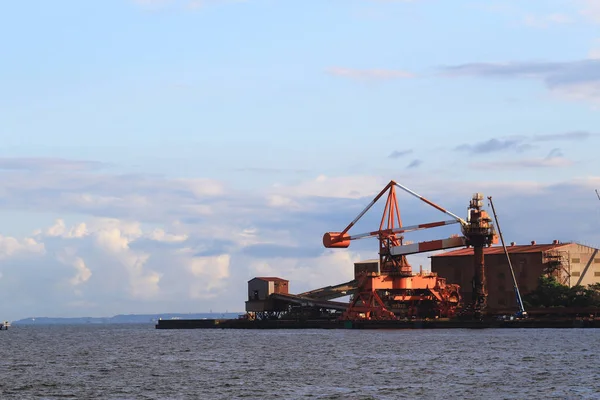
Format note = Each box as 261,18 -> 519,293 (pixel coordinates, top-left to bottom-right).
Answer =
347,220 -> 460,241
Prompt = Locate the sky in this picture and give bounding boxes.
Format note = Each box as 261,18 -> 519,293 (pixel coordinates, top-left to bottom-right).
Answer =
1,0 -> 600,320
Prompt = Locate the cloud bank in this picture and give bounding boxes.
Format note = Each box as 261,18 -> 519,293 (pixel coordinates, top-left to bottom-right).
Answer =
444,60 -> 600,104
2,160 -> 600,320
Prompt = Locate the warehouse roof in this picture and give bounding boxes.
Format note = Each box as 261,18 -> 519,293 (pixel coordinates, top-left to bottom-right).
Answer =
252,277 -> 289,282
355,259 -> 379,264
430,243 -> 570,257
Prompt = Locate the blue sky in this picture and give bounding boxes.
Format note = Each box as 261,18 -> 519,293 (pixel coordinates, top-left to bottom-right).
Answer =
1,0 -> 600,320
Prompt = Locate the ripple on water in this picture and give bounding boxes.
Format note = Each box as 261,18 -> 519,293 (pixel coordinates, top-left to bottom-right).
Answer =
0,326 -> 598,399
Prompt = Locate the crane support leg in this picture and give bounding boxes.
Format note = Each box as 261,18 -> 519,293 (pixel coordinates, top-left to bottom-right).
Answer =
472,246 -> 487,318
462,193 -> 496,319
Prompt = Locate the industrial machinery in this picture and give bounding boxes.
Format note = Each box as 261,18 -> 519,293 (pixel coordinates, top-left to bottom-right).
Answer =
487,196 -> 527,319
323,180 -> 497,320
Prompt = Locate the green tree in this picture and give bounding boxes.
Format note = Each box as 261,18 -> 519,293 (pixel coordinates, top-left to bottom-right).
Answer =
524,276 -> 569,308
523,276 -> 600,308
585,283 -> 600,307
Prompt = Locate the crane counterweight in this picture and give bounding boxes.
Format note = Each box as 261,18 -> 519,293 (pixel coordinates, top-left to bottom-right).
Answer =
322,232 -> 351,248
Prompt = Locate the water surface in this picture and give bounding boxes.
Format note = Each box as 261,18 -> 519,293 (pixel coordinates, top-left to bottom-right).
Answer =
1,324 -> 598,399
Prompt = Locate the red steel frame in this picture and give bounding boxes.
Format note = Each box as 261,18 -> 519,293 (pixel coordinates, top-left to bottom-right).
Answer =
323,180 -> 496,320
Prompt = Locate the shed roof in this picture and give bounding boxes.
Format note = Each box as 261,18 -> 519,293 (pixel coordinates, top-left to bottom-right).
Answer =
355,259 -> 379,264
430,243 -> 570,258
251,277 -> 289,282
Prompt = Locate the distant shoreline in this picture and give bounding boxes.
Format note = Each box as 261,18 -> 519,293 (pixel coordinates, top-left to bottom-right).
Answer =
12,313 -> 243,325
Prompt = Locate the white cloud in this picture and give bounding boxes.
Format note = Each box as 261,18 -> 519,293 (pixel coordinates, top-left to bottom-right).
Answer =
70,257 -> 92,286
0,235 -> 45,259
187,254 -> 230,298
178,178 -> 224,197
62,193 -> 147,209
237,227 -> 271,247
0,168 -> 225,223
149,228 -> 188,243
3,163 -> 600,320
271,174 -> 389,200
0,216 -> 244,318
248,250 -> 361,292
89,218 -> 143,240
45,219 -> 88,238
57,248 -> 92,287
91,224 -> 161,299
95,227 -> 132,253
46,219 -> 67,237
266,194 -> 301,209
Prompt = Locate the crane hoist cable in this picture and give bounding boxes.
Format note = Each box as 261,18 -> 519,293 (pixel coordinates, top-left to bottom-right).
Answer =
487,196 -> 527,318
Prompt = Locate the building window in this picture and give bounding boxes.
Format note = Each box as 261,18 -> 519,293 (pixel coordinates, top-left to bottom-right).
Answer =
572,258 -> 581,264
498,285 -> 506,292
595,271 -> 600,277
498,298 -> 506,306
498,272 -> 505,280
594,259 -> 600,264
572,271 -> 581,277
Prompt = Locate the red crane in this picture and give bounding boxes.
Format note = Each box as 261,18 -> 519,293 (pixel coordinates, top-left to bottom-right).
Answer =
323,180 -> 497,320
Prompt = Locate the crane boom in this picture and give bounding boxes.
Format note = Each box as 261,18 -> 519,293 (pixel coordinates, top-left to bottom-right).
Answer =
487,196 -> 527,318
323,180 -> 467,248
390,236 -> 466,256
345,220 -> 459,241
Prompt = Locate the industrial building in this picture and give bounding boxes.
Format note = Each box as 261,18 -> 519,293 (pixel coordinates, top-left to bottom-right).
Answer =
430,241 -> 600,312
245,277 -> 349,319
247,277 -> 289,301
245,277 -> 290,317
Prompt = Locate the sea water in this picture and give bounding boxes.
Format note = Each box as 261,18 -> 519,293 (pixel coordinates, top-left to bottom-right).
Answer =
0,324 -> 598,399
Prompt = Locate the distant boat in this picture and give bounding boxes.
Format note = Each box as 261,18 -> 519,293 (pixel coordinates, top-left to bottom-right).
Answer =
1,321 -> 10,330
